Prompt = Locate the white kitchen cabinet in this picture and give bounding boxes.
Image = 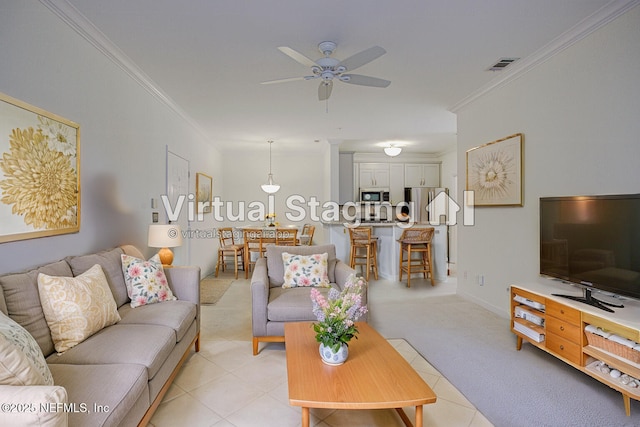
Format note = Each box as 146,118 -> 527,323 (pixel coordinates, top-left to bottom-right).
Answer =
359,163 -> 389,188
389,164 -> 404,204
404,163 -> 440,187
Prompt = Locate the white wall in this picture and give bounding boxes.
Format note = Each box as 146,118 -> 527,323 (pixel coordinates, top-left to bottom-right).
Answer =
456,7 -> 640,316
0,2 -> 221,275
439,148 -> 458,264
220,145 -> 331,244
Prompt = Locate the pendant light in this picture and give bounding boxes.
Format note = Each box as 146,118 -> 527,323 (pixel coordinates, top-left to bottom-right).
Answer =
261,140 -> 280,194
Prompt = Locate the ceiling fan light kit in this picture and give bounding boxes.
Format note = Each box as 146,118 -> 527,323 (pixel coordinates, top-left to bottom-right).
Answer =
261,140 -> 280,194
262,41 -> 391,101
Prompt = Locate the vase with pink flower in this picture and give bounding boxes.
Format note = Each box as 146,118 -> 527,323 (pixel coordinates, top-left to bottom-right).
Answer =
309,274 -> 368,365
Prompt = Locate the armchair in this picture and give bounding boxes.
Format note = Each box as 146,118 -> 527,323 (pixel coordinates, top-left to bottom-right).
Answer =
251,244 -> 367,355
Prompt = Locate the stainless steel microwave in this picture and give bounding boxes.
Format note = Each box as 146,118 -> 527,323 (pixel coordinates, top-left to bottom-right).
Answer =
360,189 -> 390,203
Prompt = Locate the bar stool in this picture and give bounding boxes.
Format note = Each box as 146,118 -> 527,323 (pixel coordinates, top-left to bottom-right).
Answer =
215,227 -> 244,279
348,227 -> 378,281
398,227 -> 435,287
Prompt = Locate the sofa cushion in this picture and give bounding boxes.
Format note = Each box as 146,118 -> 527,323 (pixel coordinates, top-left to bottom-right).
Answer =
37,264 -> 121,354
49,363 -> 148,427
282,252 -> 330,288
121,254 -> 177,308
267,285 -> 340,322
47,324 -> 175,380
266,244 -> 337,287
0,260 -> 72,357
0,311 -> 53,386
66,247 -> 129,307
118,299 -> 196,342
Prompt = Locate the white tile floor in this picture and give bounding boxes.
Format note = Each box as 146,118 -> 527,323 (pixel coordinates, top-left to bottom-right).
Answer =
149,272 -> 494,427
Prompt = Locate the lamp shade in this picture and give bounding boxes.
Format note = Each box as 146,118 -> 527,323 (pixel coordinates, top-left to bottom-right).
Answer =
148,224 -> 183,248
261,174 -> 280,194
384,146 -> 402,157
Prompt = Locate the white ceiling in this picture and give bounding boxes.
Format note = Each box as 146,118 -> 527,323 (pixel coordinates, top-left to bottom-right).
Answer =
57,0 -> 615,155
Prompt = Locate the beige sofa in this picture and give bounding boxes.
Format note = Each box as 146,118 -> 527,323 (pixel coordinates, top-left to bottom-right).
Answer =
0,245 -> 200,427
251,244 -> 365,355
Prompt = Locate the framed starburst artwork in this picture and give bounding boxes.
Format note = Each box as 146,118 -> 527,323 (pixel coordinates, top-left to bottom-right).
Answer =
0,92 -> 80,243
466,133 -> 523,207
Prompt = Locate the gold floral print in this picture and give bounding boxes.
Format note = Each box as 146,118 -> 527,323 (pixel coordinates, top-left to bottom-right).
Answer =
0,126 -> 77,229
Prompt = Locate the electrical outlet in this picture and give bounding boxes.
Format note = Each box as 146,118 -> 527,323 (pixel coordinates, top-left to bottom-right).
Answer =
478,275 -> 485,286
463,271 -> 468,280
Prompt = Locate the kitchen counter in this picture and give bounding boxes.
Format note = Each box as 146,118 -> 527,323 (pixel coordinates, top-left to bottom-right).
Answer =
322,220 -> 402,227
324,222 -> 448,282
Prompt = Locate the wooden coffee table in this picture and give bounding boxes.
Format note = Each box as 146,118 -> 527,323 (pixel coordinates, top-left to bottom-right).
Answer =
285,322 -> 437,427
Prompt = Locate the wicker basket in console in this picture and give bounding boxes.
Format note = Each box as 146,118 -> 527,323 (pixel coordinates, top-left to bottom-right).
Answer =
585,331 -> 640,364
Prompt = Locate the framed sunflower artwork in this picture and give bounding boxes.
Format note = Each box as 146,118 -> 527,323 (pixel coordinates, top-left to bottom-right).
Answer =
0,92 -> 80,243
466,133 -> 523,207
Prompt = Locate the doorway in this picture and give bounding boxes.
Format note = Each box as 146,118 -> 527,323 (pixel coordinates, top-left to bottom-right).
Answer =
166,148 -> 190,265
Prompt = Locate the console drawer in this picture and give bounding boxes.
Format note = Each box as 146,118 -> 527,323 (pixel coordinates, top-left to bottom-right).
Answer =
546,316 -> 581,344
546,299 -> 581,326
546,332 -> 581,364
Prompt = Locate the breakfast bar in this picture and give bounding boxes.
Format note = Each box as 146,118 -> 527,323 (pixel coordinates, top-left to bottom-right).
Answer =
325,222 -> 448,281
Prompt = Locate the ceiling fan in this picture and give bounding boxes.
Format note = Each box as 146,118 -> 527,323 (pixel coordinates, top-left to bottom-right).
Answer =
261,41 -> 391,101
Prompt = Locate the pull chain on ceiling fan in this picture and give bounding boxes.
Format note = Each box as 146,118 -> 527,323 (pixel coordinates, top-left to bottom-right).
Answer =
261,41 -> 390,101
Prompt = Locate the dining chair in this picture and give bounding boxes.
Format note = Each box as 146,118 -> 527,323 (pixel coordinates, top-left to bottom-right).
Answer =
275,228 -> 298,246
298,224 -> 315,246
398,227 -> 435,287
215,227 -> 244,279
243,228 -> 267,279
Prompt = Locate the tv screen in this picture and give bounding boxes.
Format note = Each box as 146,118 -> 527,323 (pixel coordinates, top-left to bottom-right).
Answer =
540,194 -> 640,304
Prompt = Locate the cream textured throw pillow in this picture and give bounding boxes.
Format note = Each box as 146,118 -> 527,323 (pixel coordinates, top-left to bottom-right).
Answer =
282,252 -> 330,288
37,264 -> 121,353
0,311 -> 54,385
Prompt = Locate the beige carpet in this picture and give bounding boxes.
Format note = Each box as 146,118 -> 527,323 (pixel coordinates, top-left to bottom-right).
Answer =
199,275 -> 234,305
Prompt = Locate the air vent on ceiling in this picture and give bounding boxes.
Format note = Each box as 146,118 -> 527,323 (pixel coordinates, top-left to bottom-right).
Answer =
487,57 -> 520,71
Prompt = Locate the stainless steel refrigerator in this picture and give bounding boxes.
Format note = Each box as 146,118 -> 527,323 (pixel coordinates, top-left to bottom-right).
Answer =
404,187 -> 449,224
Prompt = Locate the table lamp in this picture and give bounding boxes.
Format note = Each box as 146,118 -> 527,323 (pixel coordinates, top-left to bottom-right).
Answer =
148,224 -> 183,266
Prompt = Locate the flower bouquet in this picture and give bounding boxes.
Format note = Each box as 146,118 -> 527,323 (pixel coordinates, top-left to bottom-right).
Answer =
264,213 -> 276,227
309,274 -> 368,359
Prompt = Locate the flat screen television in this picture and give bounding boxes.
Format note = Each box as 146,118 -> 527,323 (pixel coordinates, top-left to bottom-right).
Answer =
540,194 -> 640,312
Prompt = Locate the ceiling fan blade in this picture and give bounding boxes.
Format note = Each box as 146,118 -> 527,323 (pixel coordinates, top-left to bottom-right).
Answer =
278,46 -> 317,68
338,46 -> 386,72
261,76 -> 317,85
318,81 -> 333,101
341,74 -> 391,88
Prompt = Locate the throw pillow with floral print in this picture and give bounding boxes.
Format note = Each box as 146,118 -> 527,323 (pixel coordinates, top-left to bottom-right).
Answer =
121,254 -> 176,307
282,252 -> 330,288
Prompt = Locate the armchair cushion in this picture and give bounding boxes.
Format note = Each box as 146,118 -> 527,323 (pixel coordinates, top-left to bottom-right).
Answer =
267,285 -> 340,322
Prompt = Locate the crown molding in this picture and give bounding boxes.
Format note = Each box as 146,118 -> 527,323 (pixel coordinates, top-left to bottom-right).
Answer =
450,0 -> 640,113
39,0 -> 210,141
